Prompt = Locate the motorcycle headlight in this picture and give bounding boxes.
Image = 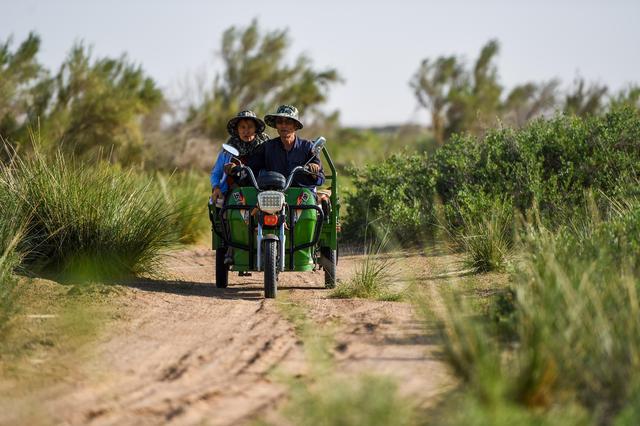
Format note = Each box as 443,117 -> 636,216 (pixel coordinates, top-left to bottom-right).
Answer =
257,191 -> 285,214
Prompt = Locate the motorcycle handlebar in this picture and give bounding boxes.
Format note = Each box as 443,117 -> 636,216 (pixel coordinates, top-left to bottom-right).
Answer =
284,166 -> 306,191
233,165 -> 310,192
233,165 -> 260,190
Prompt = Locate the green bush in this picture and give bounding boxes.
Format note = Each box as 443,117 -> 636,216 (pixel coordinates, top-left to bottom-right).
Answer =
433,108 -> 640,226
343,108 -> 640,245
343,152 -> 435,244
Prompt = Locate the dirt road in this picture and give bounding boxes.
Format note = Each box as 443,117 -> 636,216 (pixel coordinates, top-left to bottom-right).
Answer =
3,247 -> 454,425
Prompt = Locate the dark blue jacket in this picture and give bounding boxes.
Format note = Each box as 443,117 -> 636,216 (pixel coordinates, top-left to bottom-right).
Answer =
246,136 -> 325,188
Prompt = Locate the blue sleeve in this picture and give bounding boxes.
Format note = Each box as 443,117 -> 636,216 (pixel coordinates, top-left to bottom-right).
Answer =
210,151 -> 230,189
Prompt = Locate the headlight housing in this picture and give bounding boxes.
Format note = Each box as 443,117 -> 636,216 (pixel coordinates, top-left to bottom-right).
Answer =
257,191 -> 285,214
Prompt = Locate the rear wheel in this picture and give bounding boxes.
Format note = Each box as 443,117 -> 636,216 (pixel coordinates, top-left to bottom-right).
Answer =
264,240 -> 278,298
215,247 -> 229,288
321,247 -> 337,289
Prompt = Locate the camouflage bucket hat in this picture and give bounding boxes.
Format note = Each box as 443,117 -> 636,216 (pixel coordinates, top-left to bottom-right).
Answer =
226,110 -> 266,137
264,104 -> 304,130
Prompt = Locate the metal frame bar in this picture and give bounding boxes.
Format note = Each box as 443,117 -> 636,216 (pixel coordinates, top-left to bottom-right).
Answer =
321,146 -> 338,251
287,204 -> 324,269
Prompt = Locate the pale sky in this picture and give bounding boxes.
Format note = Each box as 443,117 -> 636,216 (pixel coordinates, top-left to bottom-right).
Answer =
2,0 -> 639,126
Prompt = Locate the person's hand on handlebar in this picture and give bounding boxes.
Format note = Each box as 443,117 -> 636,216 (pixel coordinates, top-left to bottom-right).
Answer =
223,158 -> 241,175
212,187 -> 222,201
307,163 -> 321,174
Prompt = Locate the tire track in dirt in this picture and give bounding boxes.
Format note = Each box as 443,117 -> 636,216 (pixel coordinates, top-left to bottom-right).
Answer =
7,247 -> 453,425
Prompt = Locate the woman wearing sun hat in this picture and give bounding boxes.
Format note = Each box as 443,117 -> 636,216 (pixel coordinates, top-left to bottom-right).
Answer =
210,110 -> 270,203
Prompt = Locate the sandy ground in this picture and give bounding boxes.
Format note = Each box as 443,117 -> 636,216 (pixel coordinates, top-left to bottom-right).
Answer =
1,247 -> 458,426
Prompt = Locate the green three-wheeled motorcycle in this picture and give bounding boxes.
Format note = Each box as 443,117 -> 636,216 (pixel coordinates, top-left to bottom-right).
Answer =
208,137 -> 339,298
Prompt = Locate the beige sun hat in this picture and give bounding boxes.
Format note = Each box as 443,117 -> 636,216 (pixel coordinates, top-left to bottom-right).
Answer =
264,104 -> 303,130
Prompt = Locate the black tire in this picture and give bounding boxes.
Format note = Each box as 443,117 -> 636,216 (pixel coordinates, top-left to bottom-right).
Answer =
215,248 -> 229,288
321,247 -> 337,289
264,240 -> 278,298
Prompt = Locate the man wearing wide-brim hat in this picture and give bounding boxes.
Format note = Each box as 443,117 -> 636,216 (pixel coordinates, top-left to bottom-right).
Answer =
225,104 -> 324,189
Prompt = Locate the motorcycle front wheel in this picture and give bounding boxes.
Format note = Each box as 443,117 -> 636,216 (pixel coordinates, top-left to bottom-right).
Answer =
321,247 -> 337,289
263,240 -> 278,298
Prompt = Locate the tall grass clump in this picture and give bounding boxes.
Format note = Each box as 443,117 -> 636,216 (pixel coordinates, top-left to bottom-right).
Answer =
154,170 -> 210,244
421,199 -> 640,424
448,195 -> 515,272
0,185 -> 27,336
1,149 -> 178,280
331,231 -> 402,301
0,245 -> 20,337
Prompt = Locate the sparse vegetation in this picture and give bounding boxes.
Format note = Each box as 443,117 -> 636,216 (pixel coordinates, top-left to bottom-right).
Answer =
284,374 -> 416,426
331,231 -> 404,301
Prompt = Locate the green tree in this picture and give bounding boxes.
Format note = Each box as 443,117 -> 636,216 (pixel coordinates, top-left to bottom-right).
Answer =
410,56 -> 465,146
0,32 -> 48,147
187,19 -> 342,139
43,44 -> 163,163
411,40 -> 505,143
563,77 -> 608,117
503,80 -> 559,127
609,84 -> 640,111
447,39 -> 503,138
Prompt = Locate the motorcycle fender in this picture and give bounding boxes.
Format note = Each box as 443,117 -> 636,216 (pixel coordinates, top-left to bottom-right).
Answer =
262,234 -> 279,242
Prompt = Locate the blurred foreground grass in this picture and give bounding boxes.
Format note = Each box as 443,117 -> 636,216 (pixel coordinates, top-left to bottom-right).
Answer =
0,277 -> 122,421
269,295 -> 418,426
413,198 -> 640,425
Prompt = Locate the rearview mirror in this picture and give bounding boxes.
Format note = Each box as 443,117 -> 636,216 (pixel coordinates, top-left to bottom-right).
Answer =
311,137 -> 326,157
222,143 -> 240,157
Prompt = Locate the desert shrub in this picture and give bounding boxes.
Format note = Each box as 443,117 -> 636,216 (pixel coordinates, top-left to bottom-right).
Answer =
342,152 -> 435,244
343,107 -> 640,246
